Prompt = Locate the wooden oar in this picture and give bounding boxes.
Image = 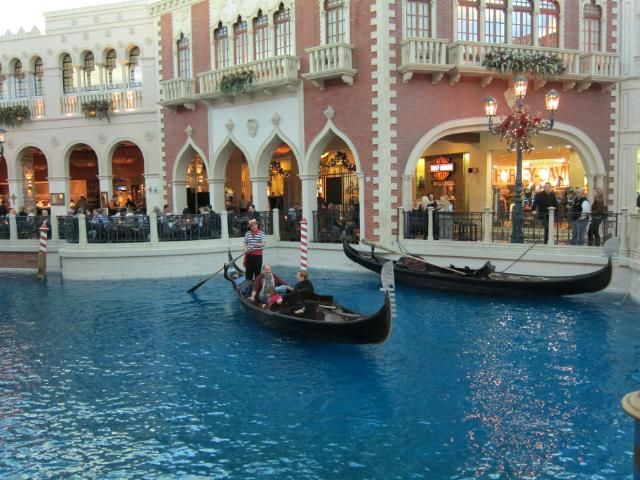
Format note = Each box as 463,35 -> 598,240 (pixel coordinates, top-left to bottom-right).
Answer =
361,239 -> 469,276
187,251 -> 246,293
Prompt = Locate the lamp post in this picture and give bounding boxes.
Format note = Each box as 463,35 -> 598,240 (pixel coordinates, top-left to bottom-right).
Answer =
484,77 -> 559,243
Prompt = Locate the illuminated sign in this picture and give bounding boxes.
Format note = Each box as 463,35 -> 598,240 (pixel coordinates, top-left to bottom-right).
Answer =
429,163 -> 454,173
430,157 -> 454,181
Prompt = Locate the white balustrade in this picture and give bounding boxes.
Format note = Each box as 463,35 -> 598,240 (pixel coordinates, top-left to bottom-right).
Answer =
401,38 -> 449,66
306,43 -> 354,75
0,98 -> 46,119
160,78 -> 196,102
580,52 -> 619,78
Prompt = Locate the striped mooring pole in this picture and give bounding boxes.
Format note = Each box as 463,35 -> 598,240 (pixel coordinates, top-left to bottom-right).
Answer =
622,390 -> 640,479
299,217 -> 308,271
37,221 -> 48,280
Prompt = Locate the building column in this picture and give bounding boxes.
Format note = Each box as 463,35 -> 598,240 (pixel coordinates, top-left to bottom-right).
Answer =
172,180 -> 188,214
21,154 -> 36,212
143,173 -> 162,212
251,176 -> 270,211
209,178 -> 226,213
402,174 -> 414,210
7,177 -> 23,210
47,176 -> 71,217
299,174 -> 319,241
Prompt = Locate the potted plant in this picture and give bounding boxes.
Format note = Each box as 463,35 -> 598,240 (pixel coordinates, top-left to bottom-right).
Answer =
81,99 -> 112,122
482,50 -> 566,76
219,70 -> 254,95
0,105 -> 31,126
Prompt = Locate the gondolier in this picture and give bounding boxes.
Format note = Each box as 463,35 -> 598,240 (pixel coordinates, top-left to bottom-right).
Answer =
244,218 -> 265,280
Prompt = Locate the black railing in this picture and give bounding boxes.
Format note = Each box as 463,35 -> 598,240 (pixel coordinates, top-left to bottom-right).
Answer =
313,209 -> 359,244
0,216 -> 9,240
279,211 -> 301,242
405,211 -> 483,241
87,215 -> 150,243
60,216 -> 79,243
16,215 -> 51,240
158,214 -> 221,241
228,211 -> 273,238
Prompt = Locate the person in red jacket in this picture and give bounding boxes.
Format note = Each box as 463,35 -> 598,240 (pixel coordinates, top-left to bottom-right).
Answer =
249,264 -> 289,303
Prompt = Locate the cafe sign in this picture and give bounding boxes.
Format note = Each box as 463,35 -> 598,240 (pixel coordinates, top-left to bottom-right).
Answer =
430,157 -> 454,181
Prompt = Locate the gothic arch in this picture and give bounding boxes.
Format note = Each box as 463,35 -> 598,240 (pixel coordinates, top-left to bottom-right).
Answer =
255,128 -> 302,177
173,136 -> 209,183
305,121 -> 363,176
106,139 -> 149,177
212,135 -> 253,179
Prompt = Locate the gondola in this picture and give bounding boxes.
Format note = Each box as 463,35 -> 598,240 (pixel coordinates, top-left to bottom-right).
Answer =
223,258 -> 395,344
343,240 -> 612,296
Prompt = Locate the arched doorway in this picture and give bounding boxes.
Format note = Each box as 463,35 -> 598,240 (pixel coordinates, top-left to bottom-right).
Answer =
267,142 -> 300,211
225,148 -> 250,212
112,142 -> 145,212
186,154 -> 209,214
22,148 -> 49,214
68,144 -> 98,212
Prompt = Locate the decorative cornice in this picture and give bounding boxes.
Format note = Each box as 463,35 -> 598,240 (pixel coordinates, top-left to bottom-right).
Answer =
148,0 -> 201,17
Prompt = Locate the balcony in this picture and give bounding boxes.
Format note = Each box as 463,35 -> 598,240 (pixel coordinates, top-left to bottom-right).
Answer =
198,55 -> 300,101
0,97 -> 46,119
399,38 -> 450,83
61,88 -> 143,116
159,78 -> 196,110
399,38 -> 619,92
302,43 -> 357,89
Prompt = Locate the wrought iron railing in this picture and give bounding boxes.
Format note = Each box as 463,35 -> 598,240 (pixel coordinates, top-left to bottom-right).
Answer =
313,209 -> 359,244
279,210 -> 301,242
86,216 -> 150,243
227,211 -> 273,238
16,215 -> 50,240
59,216 -> 79,243
157,214 -> 221,241
0,216 -> 9,239
405,210 -> 483,241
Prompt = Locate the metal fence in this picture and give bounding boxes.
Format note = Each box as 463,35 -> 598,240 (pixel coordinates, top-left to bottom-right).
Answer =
59,216 -> 79,243
228,211 -> 273,238
279,210 -> 301,242
87,216 -> 150,243
312,208 -> 359,244
405,211 -> 483,241
0,216 -> 9,240
158,214 -> 222,241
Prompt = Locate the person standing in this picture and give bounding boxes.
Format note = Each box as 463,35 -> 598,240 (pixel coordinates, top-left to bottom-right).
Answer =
588,188 -> 606,246
532,182 -> 558,243
570,187 -> 590,245
244,218 -> 265,280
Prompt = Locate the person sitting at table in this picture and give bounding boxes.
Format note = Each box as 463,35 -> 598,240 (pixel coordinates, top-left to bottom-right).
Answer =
249,264 -> 289,304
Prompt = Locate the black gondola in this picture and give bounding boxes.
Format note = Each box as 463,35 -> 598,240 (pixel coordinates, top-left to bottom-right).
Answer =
343,240 -> 612,296
223,258 -> 394,344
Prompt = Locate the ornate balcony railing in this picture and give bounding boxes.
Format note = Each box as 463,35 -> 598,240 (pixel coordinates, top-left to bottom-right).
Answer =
303,43 -> 357,89
399,38 -> 450,83
198,55 -> 300,100
61,88 -> 143,116
159,78 -> 196,109
0,97 -> 46,118
580,52 -> 619,81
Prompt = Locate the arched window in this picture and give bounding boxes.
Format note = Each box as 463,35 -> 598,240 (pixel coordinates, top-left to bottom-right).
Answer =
128,46 -> 142,86
33,57 -> 44,96
538,0 -> 559,48
254,11 -> 271,60
105,49 -> 117,88
274,4 -> 292,55
512,0 -> 533,45
83,52 -> 96,90
325,0 -> 346,44
583,1 -> 601,52
14,60 -> 27,98
485,0 -> 505,43
214,22 -> 230,69
234,17 -> 249,64
406,0 -> 431,38
456,0 -> 479,41
177,33 -> 191,78
62,54 -> 74,94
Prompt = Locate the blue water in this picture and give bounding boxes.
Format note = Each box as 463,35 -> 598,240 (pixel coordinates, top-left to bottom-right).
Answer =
0,268 -> 638,479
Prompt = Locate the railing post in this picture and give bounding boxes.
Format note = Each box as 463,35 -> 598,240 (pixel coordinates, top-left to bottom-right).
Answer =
619,208 -> 629,257
427,207 -> 434,241
78,214 -> 88,245
149,212 -> 159,243
482,208 -> 491,243
8,213 -> 17,241
272,208 -> 280,241
50,213 -> 59,241
220,210 -> 229,240
397,207 -> 405,241
547,207 -> 556,246
621,390 -> 640,480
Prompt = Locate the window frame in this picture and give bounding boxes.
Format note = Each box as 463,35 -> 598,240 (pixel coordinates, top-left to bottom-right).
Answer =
325,0 -> 347,44
105,49 -> 117,89
456,0 -> 480,42
33,57 -> 44,96
253,11 -> 271,61
405,0 -> 432,38
177,33 -> 191,79
234,17 -> 249,65
538,0 -> 560,48
582,0 -> 602,52
62,54 -> 74,94
14,60 -> 27,98
274,4 -> 293,56
511,0 -> 533,46
214,22 -> 231,69
485,0 -> 506,44
128,46 -> 142,87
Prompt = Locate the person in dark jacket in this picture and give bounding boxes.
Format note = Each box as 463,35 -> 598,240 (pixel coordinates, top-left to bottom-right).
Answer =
532,182 -> 558,243
286,270 -> 314,295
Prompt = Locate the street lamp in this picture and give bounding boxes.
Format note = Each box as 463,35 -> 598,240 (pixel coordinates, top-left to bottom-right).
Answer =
484,76 -> 559,243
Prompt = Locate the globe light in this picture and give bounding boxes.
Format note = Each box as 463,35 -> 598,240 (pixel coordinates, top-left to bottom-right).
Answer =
484,96 -> 497,117
513,76 -> 528,99
545,89 -> 560,112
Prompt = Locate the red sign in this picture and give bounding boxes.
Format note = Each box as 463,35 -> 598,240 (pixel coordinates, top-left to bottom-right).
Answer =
430,157 -> 454,181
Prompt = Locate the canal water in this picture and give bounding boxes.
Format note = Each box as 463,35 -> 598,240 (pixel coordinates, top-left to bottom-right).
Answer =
0,267 -> 638,479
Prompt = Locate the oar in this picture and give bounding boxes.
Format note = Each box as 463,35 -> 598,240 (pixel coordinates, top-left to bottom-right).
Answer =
501,241 -> 537,273
361,239 -> 468,276
187,251 -> 246,293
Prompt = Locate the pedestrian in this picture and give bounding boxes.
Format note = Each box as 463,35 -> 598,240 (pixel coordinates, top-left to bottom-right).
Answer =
244,218 -> 265,280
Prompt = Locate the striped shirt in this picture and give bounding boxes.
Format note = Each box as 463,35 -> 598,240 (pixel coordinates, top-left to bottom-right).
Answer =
244,229 -> 266,255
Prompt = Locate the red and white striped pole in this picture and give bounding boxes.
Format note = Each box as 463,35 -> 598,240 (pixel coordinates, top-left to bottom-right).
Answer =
37,221 -> 48,279
299,217 -> 308,271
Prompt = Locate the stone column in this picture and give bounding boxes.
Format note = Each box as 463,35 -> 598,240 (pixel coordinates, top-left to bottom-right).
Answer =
50,212 -> 59,241
272,208 -> 280,241
143,173 -> 162,213
397,207 -> 405,240
149,211 -> 159,243
47,176 -> 71,218
401,174 -> 414,210
209,178 -> 226,213
547,206 -> 556,246
172,180 -> 188,214
299,174 -> 319,242
620,208 -> 630,257
77,214 -> 88,245
483,207 -> 491,243
220,209 -> 229,240
8,213 -> 17,240
427,207 -> 434,241
250,176 -> 270,211
8,177 -> 23,210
